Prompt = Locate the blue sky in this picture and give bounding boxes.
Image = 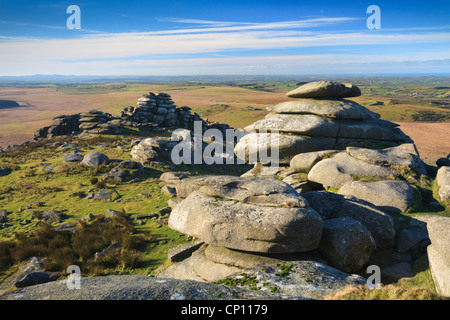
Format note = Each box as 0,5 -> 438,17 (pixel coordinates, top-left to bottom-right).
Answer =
0,0 -> 449,75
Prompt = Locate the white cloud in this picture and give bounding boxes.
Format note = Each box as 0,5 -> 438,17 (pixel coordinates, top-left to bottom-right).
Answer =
0,16 -> 449,75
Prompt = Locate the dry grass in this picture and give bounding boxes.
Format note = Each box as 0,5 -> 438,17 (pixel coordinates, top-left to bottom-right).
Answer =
325,284 -> 446,300
397,122 -> 450,164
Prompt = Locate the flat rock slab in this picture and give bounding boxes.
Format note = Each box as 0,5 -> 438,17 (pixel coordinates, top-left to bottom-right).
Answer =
235,132 -> 336,165
160,244 -> 366,300
175,175 -> 306,208
266,99 -> 379,120
286,81 -> 361,98
308,152 -> 397,189
246,114 -> 407,141
338,180 -> 415,213
0,275 -> 281,300
290,150 -> 339,173
346,143 -> 427,175
169,191 -> 323,253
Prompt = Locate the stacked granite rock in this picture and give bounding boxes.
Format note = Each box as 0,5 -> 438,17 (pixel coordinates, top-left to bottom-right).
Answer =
157,174 -> 387,291
159,175 -> 324,281
78,110 -> 121,135
235,81 -> 412,165
119,92 -> 204,130
34,114 -> 81,139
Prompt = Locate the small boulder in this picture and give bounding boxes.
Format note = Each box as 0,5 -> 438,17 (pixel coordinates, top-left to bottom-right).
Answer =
319,217 -> 376,273
15,272 -> 60,288
80,152 -> 109,167
338,180 -> 415,213
62,153 -> 84,162
169,190 -> 323,253
105,209 -> 126,218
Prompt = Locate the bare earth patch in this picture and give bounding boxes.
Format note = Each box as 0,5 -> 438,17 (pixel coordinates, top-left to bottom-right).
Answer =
397,122 -> 450,164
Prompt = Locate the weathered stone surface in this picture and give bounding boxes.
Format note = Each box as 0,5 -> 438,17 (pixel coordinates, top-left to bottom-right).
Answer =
381,262 -> 414,280
397,227 -> 430,253
80,152 -> 109,167
428,244 -> 450,297
0,275 -> 283,300
319,217 -> 376,273
340,200 -> 395,249
245,114 -> 339,136
130,138 -> 180,164
427,216 -> 450,268
159,172 -> 189,185
105,209 -> 126,218
93,189 -> 115,201
101,160 -> 144,183
302,191 -> 346,220
42,210 -> 62,223
222,261 -> 367,300
168,241 -> 204,263
0,257 -> 44,295
290,150 -> 339,173
174,175 -> 307,208
247,114 -> 407,142
286,81 -> 361,98
338,180 -> 415,213
15,272 -> 60,288
61,153 -> 84,162
235,132 -> 336,165
308,152 -> 396,189
346,143 -> 427,175
160,244 -> 367,300
436,166 -> 450,201
204,244 -> 281,269
302,191 -> 395,249
266,99 -> 379,119
168,191 -> 323,253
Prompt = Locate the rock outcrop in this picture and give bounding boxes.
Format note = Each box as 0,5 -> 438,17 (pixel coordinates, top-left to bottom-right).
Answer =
168,176 -> 323,253
157,173 -> 385,290
235,81 -> 412,165
34,92 -> 231,140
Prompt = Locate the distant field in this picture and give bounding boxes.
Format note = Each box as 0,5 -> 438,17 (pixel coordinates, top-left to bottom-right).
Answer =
0,79 -> 449,163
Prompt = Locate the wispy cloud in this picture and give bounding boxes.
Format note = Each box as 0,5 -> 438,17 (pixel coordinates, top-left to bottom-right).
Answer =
0,19 -> 103,34
0,16 -> 449,75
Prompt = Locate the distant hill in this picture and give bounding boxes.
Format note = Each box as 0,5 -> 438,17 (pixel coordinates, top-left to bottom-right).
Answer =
0,100 -> 20,109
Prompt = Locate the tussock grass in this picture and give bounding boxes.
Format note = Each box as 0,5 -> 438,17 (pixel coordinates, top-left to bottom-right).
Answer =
325,284 -> 446,300
0,215 -> 150,276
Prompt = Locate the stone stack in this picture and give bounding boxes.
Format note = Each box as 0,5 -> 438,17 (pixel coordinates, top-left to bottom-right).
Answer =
34,114 -> 81,139
157,174 -> 385,290
78,110 -> 121,135
235,81 -> 412,165
130,137 -> 179,164
119,92 -> 204,130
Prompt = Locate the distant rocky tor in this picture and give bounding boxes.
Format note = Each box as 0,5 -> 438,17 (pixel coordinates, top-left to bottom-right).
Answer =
34,92 -> 231,140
